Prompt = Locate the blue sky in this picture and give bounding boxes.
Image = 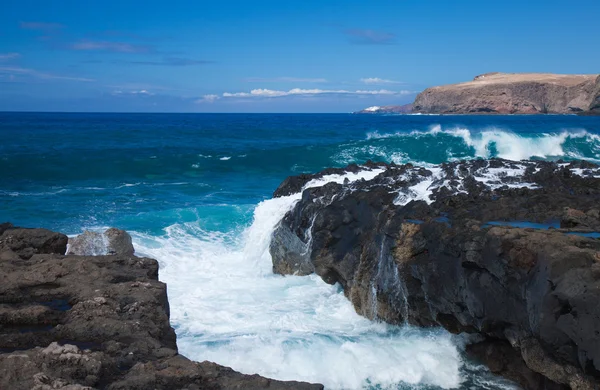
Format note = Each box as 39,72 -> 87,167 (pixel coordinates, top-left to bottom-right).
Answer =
1,0 -> 599,112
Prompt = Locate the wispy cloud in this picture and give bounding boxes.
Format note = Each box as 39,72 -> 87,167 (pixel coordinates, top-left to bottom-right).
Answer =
107,83 -> 186,92
112,89 -> 155,96
68,40 -> 153,53
360,77 -> 403,85
198,88 -> 413,102
20,21 -> 65,31
199,94 -> 220,103
127,57 -> 213,66
344,29 -> 396,45
244,77 -> 328,83
96,30 -> 172,42
0,66 -> 94,82
0,53 -> 20,61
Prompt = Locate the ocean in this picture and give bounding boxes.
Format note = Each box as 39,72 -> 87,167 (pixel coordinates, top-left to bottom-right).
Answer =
2,112 -> 600,389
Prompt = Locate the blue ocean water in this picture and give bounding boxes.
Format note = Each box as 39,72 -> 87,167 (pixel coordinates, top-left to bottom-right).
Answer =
2,112 -> 600,389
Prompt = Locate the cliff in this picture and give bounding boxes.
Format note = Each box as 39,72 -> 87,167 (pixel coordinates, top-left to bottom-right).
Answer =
412,72 -> 600,114
0,224 -> 323,390
270,159 -> 600,389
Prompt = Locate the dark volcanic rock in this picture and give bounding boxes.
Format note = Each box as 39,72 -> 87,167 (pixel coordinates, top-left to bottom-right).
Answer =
270,159 -> 600,390
0,226 -> 323,390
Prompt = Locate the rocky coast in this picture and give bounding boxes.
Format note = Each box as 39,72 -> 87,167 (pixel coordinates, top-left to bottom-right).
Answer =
270,159 -> 600,389
0,224 -> 323,390
355,73 -> 600,115
412,73 -> 600,115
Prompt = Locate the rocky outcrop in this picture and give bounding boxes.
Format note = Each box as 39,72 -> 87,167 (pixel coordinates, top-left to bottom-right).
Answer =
0,224 -> 323,390
412,73 -> 600,115
67,228 -> 134,256
270,159 -> 600,389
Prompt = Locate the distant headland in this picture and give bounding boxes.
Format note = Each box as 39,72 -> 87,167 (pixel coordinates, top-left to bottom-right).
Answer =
356,72 -> 600,115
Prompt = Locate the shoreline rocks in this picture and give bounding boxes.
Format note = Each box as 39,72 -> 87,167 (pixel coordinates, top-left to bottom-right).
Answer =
270,159 -> 600,389
0,224 -> 323,390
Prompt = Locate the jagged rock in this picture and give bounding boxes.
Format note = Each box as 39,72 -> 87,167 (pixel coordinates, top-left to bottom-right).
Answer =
270,159 -> 600,389
0,226 -> 323,390
67,228 -> 134,256
561,207 -> 600,230
412,73 -> 600,115
0,226 -> 68,259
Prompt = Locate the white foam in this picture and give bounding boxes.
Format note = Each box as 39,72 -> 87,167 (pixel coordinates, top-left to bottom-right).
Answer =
130,167 -> 471,389
363,106 -> 381,112
364,126 -> 600,162
394,167 -> 444,206
220,156 -> 232,161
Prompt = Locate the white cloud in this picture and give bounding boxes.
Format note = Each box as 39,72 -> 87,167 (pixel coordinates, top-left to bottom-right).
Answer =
0,53 -> 20,61
360,77 -> 403,85
220,88 -> 411,98
245,77 -> 328,83
199,94 -> 220,103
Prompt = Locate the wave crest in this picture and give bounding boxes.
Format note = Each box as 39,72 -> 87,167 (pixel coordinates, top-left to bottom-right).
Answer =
355,126 -> 600,164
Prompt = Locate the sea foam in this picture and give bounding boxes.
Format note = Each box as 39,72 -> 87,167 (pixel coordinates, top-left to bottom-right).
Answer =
359,125 -> 600,164
131,168 -> 481,389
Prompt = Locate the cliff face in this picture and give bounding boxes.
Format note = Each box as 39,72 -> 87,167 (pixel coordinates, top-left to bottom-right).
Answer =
413,73 -> 600,114
0,224 -> 323,390
270,159 -> 600,390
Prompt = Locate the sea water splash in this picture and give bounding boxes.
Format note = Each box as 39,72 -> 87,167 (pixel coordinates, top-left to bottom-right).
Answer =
130,168 -> 520,390
341,125 -> 600,164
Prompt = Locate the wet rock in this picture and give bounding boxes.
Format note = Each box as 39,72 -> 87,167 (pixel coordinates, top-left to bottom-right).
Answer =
270,159 -> 600,389
67,228 -> 134,256
1,226 -> 323,390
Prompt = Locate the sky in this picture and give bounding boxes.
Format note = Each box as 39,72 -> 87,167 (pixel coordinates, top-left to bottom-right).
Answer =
1,0 -> 599,113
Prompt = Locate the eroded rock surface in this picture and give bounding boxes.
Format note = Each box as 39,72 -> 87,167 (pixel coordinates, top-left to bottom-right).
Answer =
270,159 -> 600,389
412,73 -> 600,115
0,224 -> 323,390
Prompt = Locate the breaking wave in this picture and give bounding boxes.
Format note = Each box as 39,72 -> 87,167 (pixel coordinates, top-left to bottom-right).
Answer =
335,125 -> 600,165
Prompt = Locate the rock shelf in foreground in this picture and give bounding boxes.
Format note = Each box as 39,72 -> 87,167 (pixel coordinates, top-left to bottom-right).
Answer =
0,223 -> 323,390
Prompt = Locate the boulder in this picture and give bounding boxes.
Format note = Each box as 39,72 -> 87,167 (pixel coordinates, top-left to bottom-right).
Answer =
67,228 -> 134,256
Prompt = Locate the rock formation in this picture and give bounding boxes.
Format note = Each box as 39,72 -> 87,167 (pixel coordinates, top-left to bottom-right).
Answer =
270,159 -> 600,389
0,224 -> 323,390
67,228 -> 135,256
412,73 -> 600,115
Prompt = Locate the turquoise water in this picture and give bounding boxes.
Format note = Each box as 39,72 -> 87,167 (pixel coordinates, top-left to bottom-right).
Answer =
482,221 -> 561,229
2,112 -> 600,389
